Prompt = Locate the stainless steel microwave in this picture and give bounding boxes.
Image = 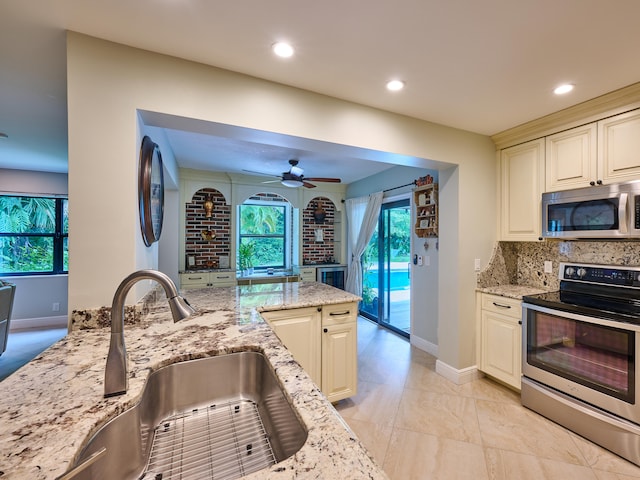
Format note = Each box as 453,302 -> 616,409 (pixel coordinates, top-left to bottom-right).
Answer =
542,181 -> 640,239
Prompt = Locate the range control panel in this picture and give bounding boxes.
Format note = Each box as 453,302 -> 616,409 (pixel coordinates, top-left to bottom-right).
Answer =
560,262 -> 640,288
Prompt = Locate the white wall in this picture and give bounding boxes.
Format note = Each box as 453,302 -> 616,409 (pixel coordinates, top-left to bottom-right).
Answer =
66,32 -> 497,372
0,169 -> 68,328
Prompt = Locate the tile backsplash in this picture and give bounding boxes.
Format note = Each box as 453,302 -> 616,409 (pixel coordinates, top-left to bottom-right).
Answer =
478,240 -> 640,291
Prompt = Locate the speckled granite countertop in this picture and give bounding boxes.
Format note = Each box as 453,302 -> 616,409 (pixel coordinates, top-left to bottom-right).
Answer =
476,284 -> 551,299
0,282 -> 386,479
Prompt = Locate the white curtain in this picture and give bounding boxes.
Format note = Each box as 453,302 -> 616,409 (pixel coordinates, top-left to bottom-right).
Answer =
344,191 -> 383,296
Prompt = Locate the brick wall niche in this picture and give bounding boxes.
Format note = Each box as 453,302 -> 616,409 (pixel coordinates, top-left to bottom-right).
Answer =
302,197 -> 336,265
185,188 -> 230,269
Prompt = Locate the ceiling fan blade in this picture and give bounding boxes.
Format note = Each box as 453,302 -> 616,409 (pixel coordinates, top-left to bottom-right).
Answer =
303,181 -> 317,189
242,169 -> 280,178
261,179 -> 280,184
304,177 -> 341,183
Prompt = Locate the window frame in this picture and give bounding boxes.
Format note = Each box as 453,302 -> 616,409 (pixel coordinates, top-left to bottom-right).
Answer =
0,195 -> 68,276
238,201 -> 291,271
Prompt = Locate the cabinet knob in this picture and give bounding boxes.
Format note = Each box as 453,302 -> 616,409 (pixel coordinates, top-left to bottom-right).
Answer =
596,179 -> 603,185
590,181 -> 596,186
317,307 -> 322,312
323,328 -> 328,333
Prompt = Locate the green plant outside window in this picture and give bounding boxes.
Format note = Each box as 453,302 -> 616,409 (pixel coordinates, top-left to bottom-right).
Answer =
0,195 -> 68,275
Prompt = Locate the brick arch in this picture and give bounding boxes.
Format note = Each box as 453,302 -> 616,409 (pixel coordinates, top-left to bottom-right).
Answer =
302,197 -> 336,264
185,188 -> 231,269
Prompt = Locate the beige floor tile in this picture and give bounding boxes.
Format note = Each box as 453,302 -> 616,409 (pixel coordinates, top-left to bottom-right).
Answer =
358,349 -> 411,387
593,469 -> 640,480
457,376 -> 521,405
475,399 -> 586,465
484,447 -> 598,480
334,380 -> 403,427
384,428 -> 489,480
395,387 -> 483,444
404,360 -> 466,396
342,417 -> 393,467
568,432 -> 640,477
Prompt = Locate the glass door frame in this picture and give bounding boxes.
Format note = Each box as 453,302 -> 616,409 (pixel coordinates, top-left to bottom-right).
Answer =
359,198 -> 411,338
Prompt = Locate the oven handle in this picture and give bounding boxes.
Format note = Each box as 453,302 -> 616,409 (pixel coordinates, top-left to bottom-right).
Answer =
522,302 -> 640,331
619,193 -> 628,234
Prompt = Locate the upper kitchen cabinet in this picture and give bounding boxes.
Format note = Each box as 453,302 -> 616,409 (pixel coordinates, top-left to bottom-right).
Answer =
545,110 -> 640,191
545,123 -> 597,192
499,138 -> 544,241
598,110 -> 640,184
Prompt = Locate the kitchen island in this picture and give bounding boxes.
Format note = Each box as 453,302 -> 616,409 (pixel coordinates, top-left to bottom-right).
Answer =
0,281 -> 386,479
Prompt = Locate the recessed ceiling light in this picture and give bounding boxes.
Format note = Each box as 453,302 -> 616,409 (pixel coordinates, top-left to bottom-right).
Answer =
554,83 -> 574,95
386,80 -> 405,92
272,42 -> 294,58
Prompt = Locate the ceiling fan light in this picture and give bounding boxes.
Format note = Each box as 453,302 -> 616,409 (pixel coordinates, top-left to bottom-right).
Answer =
281,179 -> 303,188
290,165 -> 304,176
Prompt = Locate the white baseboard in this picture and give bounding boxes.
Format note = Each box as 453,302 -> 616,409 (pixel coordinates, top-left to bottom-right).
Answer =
10,316 -> 68,331
410,334 -> 438,357
435,359 -> 483,385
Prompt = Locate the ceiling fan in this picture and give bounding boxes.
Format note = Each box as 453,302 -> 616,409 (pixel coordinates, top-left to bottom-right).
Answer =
243,159 -> 341,188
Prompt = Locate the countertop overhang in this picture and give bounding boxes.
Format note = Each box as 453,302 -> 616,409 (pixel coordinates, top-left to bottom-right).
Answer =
0,282 -> 382,479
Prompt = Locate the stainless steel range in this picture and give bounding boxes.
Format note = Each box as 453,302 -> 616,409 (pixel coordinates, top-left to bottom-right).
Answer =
522,262 -> 640,465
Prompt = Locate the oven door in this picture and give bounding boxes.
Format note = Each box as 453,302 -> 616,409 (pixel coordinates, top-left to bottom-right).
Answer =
522,302 -> 640,423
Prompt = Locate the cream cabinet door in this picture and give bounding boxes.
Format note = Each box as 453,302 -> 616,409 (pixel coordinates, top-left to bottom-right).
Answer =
321,302 -> 358,402
261,307 -> 321,385
598,110 -> 640,184
500,139 -> 545,241
322,321 -> 357,402
479,294 -> 522,390
481,310 -> 521,390
545,123 -> 597,191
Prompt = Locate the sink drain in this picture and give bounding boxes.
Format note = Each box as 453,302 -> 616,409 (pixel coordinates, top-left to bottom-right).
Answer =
142,399 -> 276,480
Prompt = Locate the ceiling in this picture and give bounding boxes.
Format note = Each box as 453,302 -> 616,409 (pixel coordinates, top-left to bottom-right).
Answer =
2,1 -> 640,182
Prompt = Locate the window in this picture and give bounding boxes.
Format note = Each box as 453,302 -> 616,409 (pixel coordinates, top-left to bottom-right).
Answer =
0,195 -> 68,275
238,202 -> 288,270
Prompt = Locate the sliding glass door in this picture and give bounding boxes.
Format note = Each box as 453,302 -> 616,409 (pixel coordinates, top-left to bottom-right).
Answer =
360,199 -> 411,337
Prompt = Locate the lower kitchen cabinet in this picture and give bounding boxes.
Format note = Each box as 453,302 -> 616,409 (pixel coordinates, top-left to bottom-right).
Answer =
321,303 -> 358,402
478,293 -> 522,390
180,271 -> 237,289
260,306 -> 321,385
261,301 -> 358,402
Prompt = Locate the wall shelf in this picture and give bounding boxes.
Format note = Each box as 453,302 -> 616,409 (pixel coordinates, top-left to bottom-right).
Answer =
414,184 -> 438,238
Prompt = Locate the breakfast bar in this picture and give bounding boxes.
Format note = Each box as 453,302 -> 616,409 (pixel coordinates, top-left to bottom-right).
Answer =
0,282 -> 387,479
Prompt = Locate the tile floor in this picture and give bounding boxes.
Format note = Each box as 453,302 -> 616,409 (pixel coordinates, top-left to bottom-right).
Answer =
0,327 -> 67,381
334,317 -> 640,480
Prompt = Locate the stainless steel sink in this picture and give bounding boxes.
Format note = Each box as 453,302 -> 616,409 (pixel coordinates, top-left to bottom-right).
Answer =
61,352 -> 308,480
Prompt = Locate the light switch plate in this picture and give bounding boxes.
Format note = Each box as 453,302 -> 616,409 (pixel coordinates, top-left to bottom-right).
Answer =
544,261 -> 553,273
474,258 -> 481,271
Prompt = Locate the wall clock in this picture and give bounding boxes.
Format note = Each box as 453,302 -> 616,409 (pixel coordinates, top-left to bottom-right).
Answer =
138,135 -> 164,246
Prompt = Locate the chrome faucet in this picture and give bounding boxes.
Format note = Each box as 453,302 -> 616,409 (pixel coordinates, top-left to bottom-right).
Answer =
104,269 -> 195,397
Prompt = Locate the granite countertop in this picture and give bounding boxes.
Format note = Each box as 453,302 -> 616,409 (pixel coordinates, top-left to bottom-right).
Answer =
476,284 -> 551,299
0,282 -> 383,479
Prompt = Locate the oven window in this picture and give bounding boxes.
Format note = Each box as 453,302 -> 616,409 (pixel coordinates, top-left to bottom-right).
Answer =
527,310 -> 635,403
547,199 -> 618,232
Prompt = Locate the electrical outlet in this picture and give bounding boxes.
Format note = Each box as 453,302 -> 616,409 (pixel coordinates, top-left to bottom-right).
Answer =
417,255 -> 423,266
52,302 -> 60,312
544,261 -> 553,273
474,258 -> 481,272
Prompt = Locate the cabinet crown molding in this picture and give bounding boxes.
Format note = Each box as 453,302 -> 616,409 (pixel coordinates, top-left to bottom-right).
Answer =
492,82 -> 640,150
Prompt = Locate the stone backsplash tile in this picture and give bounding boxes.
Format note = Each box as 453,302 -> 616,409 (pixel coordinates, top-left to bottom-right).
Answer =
478,239 -> 640,290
